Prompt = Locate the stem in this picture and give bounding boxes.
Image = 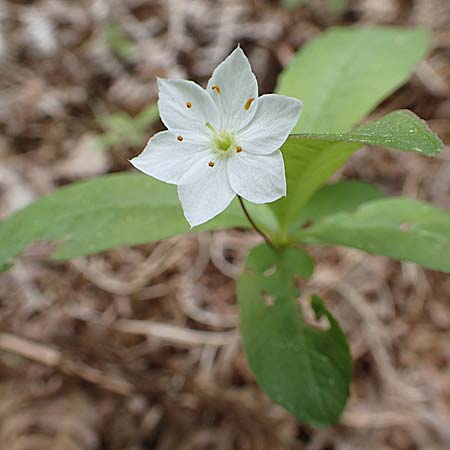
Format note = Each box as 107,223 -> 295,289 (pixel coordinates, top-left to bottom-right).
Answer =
238,196 -> 276,250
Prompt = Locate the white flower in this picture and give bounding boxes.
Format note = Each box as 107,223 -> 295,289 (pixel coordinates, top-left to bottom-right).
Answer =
130,47 -> 302,227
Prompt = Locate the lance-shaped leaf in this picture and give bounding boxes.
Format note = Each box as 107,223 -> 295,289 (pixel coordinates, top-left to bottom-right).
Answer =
238,244 -> 352,426
277,27 -> 430,133
294,110 -> 442,156
295,180 -> 385,228
298,198 -> 450,272
0,173 -> 276,270
273,110 -> 443,231
273,25 -> 432,230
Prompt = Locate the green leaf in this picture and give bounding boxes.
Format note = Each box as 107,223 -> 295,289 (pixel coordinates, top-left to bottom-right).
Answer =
274,139 -> 360,234
0,262 -> 12,272
0,173 -> 276,269
326,0 -> 347,13
273,110 -> 443,233
298,198 -> 450,272
295,180 -> 385,228
96,104 -> 159,150
238,244 -> 352,426
105,23 -> 135,58
136,104 -> 159,128
280,0 -> 347,12
277,27 -> 430,133
295,110 -> 443,156
281,0 -> 306,9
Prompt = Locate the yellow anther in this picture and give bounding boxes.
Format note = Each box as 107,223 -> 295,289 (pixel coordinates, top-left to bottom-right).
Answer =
177,135 -> 183,141
244,97 -> 255,110
236,145 -> 243,153
211,85 -> 221,94
186,101 -> 192,108
208,161 -> 215,167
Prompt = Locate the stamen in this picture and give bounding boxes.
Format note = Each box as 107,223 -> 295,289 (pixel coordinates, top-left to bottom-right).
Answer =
244,97 -> 255,110
186,101 -> 192,108
236,146 -> 243,153
211,85 -> 221,94
208,161 -> 215,167
177,135 -> 183,141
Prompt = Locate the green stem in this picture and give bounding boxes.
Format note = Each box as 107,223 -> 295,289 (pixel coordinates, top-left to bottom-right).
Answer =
238,196 -> 277,250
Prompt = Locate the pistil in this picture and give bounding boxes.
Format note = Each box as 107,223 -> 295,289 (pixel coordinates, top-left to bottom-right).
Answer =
206,122 -> 236,153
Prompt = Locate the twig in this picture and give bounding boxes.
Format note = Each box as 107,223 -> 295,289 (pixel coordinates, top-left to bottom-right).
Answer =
0,333 -> 60,367
0,333 -> 134,396
113,319 -> 237,346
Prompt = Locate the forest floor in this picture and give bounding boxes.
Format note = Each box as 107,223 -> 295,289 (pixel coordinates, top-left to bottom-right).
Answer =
0,0 -> 450,449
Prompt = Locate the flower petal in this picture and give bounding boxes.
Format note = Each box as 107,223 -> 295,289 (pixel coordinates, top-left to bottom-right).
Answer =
237,94 -> 302,155
130,131 -> 211,184
178,157 -> 235,227
157,78 -> 219,138
206,47 -> 258,131
227,150 -> 286,203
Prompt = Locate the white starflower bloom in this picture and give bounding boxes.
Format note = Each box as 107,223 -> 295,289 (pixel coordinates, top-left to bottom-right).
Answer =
130,47 -> 302,227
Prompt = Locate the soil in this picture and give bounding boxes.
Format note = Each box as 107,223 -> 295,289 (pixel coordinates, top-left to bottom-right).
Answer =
0,1 -> 449,449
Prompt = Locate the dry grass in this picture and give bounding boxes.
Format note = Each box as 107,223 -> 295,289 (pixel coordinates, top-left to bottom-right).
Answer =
0,0 -> 450,449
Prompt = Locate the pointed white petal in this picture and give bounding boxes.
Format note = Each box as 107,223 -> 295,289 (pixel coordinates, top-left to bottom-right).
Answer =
207,47 -> 258,131
157,78 -> 219,137
227,150 -> 286,203
178,157 -> 235,227
237,94 -> 302,155
130,131 -> 211,184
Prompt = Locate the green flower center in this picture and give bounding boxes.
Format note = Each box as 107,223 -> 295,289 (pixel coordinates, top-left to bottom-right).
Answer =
206,122 -> 236,153
213,130 -> 235,152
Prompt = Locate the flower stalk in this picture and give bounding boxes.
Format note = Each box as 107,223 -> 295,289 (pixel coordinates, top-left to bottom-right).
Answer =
238,196 -> 276,250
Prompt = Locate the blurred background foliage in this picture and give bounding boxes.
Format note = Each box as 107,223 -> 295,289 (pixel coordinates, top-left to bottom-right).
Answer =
0,1 -> 449,449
